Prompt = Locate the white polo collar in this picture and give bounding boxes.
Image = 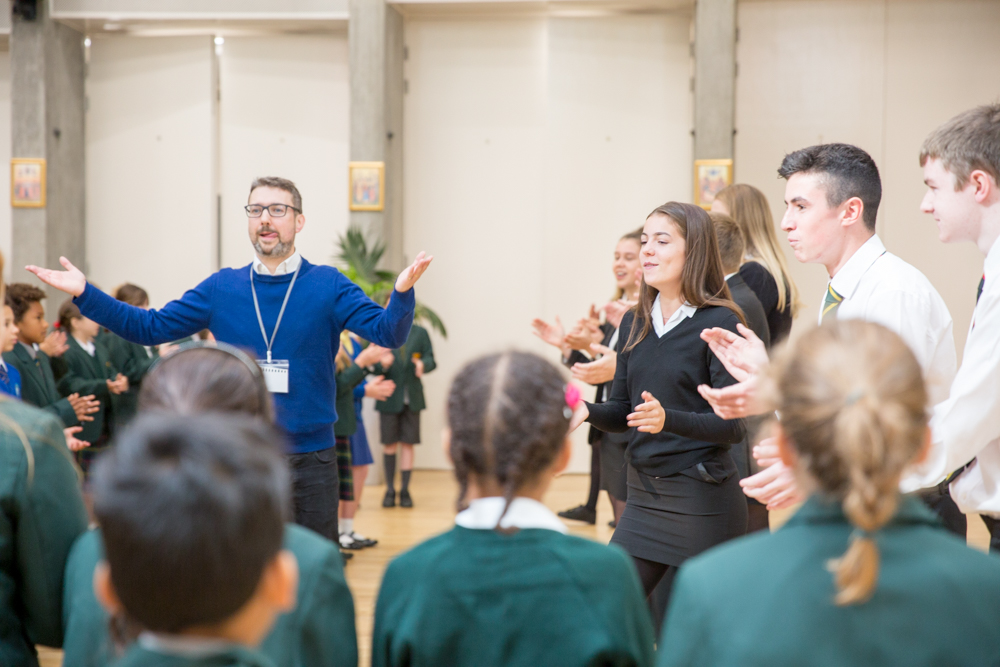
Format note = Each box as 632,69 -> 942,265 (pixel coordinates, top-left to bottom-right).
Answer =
456,497 -> 568,533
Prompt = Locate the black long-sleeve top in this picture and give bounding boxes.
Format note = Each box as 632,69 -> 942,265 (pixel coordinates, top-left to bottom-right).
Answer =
565,323 -> 615,445
586,306 -> 746,478
739,261 -> 792,345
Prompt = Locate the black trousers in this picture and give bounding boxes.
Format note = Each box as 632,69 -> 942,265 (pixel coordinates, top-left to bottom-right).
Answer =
980,514 -> 1000,554
918,484 -> 967,539
288,447 -> 339,541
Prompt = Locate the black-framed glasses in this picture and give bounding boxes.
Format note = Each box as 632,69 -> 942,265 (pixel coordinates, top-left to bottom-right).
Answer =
245,203 -> 301,218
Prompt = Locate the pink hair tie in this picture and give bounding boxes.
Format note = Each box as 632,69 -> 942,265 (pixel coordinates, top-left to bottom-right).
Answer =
564,384 -> 580,419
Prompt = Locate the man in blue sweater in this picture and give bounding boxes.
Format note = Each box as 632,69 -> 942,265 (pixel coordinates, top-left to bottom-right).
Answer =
27,176 -> 432,542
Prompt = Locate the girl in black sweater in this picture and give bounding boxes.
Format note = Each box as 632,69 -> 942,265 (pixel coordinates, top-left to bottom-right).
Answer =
572,202 -> 748,614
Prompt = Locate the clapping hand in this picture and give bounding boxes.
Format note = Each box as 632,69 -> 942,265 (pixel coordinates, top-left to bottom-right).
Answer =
531,317 -> 566,349
565,320 -> 603,351
354,343 -> 390,368
106,373 -> 129,395
63,426 -> 90,452
413,357 -> 425,378
67,393 -> 99,422
697,377 -> 762,420
394,252 -> 434,293
571,344 -> 616,385
602,299 -> 634,329
364,375 -> 397,401
628,391 -> 666,433
700,324 -> 769,382
39,330 -> 68,358
25,256 -> 87,297
740,438 -> 804,510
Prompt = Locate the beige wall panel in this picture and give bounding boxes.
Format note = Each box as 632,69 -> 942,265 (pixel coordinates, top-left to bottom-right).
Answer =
404,15 -> 693,470
86,36 -> 214,308
0,50 -> 10,281
735,0 -> 887,332
880,0 -> 1000,355
219,35 -> 350,271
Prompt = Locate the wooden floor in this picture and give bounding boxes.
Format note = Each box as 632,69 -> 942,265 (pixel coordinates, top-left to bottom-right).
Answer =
39,470 -> 992,667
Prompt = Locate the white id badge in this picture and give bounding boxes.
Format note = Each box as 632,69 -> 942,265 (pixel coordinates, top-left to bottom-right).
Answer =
258,360 -> 290,394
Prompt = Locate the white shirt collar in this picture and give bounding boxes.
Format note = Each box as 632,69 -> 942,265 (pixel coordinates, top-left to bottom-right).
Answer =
455,497 -> 568,534
650,294 -> 697,338
138,632 -> 235,658
74,337 -> 96,356
724,271 -> 738,281
984,234 -> 1000,285
829,234 -> 887,300
252,250 -> 302,276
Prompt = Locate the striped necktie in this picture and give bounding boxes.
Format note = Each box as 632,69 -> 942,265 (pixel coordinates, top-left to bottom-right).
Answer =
822,284 -> 844,322
978,274 -> 985,303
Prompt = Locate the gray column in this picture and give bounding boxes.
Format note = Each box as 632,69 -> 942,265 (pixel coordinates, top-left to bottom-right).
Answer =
693,0 -> 736,160
349,0 -> 405,271
11,2 -> 85,314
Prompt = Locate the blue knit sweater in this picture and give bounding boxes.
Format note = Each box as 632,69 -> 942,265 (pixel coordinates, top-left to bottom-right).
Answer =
74,259 -> 415,453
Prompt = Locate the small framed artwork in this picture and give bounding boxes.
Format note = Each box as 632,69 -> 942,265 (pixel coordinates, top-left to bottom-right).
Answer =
693,158 -> 733,210
349,161 -> 385,211
11,159 -> 46,208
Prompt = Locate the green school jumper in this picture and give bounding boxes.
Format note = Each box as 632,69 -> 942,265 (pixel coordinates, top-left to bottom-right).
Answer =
4,343 -> 79,428
372,527 -> 655,667
62,524 -> 357,667
102,332 -> 158,430
0,398 -> 88,667
334,361 -> 367,439
374,324 -> 435,415
657,496 -> 1000,667
110,645 -> 274,667
56,337 -> 120,446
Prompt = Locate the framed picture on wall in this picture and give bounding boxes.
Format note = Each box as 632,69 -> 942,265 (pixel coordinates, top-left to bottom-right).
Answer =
349,161 -> 385,211
11,158 -> 46,208
693,159 -> 733,210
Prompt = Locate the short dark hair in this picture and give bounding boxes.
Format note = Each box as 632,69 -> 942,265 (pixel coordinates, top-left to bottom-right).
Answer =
709,211 -> 745,274
92,414 -> 290,633
6,283 -> 46,322
114,283 -> 149,308
778,143 -> 882,231
250,176 -> 302,213
139,345 -> 274,425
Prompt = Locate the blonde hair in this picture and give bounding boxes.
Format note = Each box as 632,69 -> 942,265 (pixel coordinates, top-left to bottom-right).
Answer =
715,184 -> 801,316
768,320 -> 928,605
335,332 -> 355,372
920,104 -> 1000,189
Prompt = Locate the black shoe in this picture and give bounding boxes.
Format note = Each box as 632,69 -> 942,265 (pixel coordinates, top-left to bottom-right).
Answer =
382,490 -> 396,508
350,531 -> 378,548
339,533 -> 367,550
340,550 -> 354,562
558,505 -> 596,524
399,489 -> 413,508
608,520 -> 618,528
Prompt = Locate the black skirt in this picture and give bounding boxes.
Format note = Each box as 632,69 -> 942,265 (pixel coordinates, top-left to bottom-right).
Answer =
599,431 -> 629,501
610,451 -> 748,567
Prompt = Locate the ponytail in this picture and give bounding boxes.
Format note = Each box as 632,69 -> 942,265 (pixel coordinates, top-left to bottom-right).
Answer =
770,321 -> 927,605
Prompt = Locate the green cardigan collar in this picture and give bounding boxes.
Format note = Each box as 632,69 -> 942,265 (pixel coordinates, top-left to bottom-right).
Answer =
784,494 -> 942,531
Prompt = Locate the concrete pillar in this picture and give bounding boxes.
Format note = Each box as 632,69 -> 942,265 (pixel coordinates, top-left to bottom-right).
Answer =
11,2 -> 86,314
349,0 -> 405,271
693,0 -> 736,160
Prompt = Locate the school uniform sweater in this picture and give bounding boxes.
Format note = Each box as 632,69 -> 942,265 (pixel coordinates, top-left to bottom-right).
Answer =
57,337 -> 119,445
62,524 -> 357,667
109,645 -> 274,667
658,496 -> 1000,667
73,259 -> 415,454
375,324 -> 435,414
0,362 -> 22,398
0,398 -> 88,667
586,307 -> 745,478
334,361 -> 368,438
4,343 -> 79,428
372,524 -> 654,667
102,332 -> 158,429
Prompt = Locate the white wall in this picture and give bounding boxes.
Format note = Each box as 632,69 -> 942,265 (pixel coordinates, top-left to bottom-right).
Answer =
86,35 -> 215,307
0,48 -> 10,282
735,0 -> 1000,356
219,34 -> 350,270
404,13 -> 694,470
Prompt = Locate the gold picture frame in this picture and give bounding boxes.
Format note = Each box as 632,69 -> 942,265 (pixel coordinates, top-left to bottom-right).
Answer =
11,158 -> 46,208
693,158 -> 733,210
349,161 -> 385,211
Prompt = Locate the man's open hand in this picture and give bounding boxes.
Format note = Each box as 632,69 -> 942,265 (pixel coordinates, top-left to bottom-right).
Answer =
394,252 -> 433,293
25,256 -> 87,297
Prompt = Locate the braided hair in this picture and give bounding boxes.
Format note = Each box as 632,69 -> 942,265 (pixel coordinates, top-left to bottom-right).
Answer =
447,351 -> 571,532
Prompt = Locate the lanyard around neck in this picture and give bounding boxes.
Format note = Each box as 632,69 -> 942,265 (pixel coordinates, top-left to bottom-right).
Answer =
250,263 -> 300,363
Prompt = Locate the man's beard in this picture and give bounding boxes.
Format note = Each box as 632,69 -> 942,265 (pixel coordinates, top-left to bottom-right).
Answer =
254,231 -> 294,258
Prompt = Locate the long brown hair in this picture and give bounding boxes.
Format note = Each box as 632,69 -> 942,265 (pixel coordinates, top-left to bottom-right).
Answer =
715,183 -> 801,316
613,227 -> 643,300
625,202 -> 744,352
768,320 -> 928,605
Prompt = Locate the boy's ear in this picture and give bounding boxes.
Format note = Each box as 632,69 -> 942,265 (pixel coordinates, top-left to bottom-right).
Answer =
93,561 -> 124,616
441,427 -> 452,466
970,169 -> 998,204
555,437 -> 573,475
261,550 -> 298,614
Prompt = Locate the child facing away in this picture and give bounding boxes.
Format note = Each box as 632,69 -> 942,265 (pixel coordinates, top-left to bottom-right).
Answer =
657,321 -> 1000,667
372,351 -> 654,667
89,413 -> 298,667
61,344 -> 358,667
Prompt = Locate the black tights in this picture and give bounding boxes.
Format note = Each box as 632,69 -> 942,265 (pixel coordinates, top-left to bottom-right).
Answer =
632,556 -> 679,634
584,443 -> 601,511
